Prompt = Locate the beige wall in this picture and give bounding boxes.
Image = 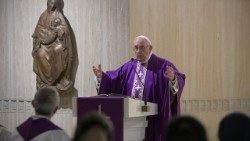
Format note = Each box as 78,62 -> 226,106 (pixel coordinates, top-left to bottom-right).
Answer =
0,0 -> 249,140
0,0 -> 129,136
130,0 -> 250,140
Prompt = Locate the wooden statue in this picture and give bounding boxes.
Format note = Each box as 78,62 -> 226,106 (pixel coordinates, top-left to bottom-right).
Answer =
32,0 -> 74,94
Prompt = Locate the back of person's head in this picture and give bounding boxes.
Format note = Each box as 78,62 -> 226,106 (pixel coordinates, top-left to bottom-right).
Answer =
72,112 -> 114,141
165,116 -> 207,141
218,112 -> 250,141
32,87 -> 60,117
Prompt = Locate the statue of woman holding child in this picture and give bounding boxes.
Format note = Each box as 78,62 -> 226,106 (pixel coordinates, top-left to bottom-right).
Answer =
32,0 -> 73,94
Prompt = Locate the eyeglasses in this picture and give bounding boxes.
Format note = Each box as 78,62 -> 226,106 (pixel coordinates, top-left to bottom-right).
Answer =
133,45 -> 149,51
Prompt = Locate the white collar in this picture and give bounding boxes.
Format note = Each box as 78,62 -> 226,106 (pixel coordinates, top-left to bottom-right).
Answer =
32,115 -> 51,120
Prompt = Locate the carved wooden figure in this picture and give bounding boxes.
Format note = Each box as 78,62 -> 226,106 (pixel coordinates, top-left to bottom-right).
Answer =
32,0 -> 73,94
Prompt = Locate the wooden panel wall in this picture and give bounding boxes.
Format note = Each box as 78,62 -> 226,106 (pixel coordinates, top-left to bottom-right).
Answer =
130,0 -> 250,140
0,0 -> 129,136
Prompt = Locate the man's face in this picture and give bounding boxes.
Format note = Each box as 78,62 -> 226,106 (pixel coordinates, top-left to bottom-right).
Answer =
47,0 -> 57,11
133,38 -> 152,62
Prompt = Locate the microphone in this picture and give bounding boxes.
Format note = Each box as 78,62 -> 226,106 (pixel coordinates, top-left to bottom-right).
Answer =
141,100 -> 149,112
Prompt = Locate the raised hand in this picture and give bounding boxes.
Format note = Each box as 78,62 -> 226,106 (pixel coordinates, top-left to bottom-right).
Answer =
92,64 -> 103,78
164,65 -> 175,81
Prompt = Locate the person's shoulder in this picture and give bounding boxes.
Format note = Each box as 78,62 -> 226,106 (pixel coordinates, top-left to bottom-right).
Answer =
111,58 -> 136,72
45,130 -> 69,141
150,54 -> 167,66
154,54 -> 165,62
0,126 -> 10,134
150,54 -> 177,70
128,58 -> 137,64
120,58 -> 136,67
153,54 -> 173,64
32,129 -> 69,141
10,129 -> 23,141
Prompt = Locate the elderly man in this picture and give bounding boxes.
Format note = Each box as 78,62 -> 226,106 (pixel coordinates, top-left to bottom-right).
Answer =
11,87 -> 69,141
93,35 -> 185,141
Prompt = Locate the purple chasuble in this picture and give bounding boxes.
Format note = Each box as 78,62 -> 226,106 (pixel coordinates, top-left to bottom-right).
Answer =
99,54 -> 186,141
99,54 -> 185,141
16,117 -> 61,141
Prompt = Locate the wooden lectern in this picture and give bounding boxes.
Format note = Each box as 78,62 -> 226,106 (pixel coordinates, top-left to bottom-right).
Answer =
74,95 -> 158,141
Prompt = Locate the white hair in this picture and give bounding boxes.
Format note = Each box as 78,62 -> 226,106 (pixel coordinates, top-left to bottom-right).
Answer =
135,35 -> 152,46
33,87 -> 60,116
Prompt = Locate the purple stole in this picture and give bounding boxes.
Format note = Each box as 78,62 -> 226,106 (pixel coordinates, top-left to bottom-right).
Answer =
131,61 -> 147,99
16,117 -> 61,141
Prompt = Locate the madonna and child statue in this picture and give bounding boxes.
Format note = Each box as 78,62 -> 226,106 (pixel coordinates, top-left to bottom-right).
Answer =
32,0 -> 75,95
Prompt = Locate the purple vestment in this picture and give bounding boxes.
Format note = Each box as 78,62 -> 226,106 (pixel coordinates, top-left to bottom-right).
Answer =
99,54 -> 186,141
16,116 -> 61,141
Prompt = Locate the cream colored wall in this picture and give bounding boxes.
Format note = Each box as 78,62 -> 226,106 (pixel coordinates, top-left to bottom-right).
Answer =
130,0 -> 250,140
0,0 -> 129,136
1,0 -> 249,140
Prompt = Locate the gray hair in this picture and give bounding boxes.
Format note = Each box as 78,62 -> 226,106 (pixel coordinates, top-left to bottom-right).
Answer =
135,35 -> 152,46
33,87 -> 60,116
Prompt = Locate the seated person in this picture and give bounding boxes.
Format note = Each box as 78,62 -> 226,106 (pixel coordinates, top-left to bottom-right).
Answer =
164,116 -> 208,141
218,112 -> 250,141
72,112 -> 114,141
11,87 -> 69,141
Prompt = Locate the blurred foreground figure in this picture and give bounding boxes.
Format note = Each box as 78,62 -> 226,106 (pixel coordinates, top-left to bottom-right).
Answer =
165,116 -> 208,141
218,112 -> 250,141
72,113 -> 114,141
